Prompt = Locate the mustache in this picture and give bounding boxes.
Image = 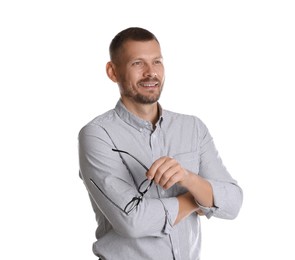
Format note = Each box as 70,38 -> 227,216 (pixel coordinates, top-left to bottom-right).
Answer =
138,77 -> 160,84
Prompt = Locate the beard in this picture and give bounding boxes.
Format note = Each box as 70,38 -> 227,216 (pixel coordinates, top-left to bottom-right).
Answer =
121,78 -> 164,104
132,90 -> 162,104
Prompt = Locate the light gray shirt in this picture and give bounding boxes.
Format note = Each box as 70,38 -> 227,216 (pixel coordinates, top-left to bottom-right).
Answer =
78,100 -> 243,260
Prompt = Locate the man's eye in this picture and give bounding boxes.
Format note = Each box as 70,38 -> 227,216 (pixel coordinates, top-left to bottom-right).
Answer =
132,61 -> 142,66
154,60 -> 162,65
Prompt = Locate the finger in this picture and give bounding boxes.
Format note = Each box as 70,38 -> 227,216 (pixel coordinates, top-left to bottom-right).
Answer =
146,156 -> 173,180
157,163 -> 181,187
162,171 -> 183,190
161,166 -> 189,189
196,209 -> 205,216
153,158 -> 177,184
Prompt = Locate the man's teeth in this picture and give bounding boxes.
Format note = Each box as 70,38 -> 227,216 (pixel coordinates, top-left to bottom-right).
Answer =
142,83 -> 157,87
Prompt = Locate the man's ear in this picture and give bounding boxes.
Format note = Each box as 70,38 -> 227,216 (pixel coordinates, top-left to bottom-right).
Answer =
106,61 -> 118,83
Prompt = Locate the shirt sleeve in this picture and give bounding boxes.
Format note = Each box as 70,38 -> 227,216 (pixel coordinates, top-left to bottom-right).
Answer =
78,124 -> 178,238
197,119 -> 243,219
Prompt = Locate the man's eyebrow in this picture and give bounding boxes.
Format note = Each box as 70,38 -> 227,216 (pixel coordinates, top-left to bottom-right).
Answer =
128,56 -> 163,62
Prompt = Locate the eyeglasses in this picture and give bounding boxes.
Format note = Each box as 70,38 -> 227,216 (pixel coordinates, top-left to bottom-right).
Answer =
112,148 -> 154,214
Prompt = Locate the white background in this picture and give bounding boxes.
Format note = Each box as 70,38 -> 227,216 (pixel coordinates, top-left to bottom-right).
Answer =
1,0 -> 294,259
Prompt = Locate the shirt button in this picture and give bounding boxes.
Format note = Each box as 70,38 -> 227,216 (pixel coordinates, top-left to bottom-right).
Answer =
161,190 -> 165,195
139,128 -> 143,132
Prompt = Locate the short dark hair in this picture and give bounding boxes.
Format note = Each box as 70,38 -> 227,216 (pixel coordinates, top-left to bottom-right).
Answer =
109,27 -> 159,63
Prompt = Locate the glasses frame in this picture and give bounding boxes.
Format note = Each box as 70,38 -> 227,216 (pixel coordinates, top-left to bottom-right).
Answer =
112,148 -> 154,214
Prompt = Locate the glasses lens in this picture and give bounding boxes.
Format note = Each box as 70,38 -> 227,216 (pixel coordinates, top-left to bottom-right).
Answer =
124,197 -> 140,214
138,179 -> 153,194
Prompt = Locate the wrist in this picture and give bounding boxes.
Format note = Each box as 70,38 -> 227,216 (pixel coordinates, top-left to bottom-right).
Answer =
179,170 -> 194,189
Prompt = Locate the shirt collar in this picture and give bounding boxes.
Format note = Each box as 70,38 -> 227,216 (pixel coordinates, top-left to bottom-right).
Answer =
115,100 -> 164,132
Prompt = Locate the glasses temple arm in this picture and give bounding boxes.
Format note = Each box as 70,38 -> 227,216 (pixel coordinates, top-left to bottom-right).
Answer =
112,149 -> 149,171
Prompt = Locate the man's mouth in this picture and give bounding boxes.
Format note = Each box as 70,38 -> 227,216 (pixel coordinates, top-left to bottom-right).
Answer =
139,81 -> 159,88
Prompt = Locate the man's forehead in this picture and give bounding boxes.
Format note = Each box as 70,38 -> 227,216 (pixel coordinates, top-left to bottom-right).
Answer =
121,40 -> 162,59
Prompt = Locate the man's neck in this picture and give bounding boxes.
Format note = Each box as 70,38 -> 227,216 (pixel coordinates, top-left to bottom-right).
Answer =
121,98 -> 159,126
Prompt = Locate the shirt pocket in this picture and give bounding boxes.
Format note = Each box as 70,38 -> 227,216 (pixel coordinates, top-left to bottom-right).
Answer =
172,151 -> 199,174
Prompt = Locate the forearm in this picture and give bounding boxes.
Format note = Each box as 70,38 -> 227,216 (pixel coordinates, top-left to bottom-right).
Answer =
181,172 -> 243,219
174,192 -> 199,225
180,170 -> 214,208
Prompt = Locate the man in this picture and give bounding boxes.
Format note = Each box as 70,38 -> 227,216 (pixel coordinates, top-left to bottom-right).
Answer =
79,27 -> 243,260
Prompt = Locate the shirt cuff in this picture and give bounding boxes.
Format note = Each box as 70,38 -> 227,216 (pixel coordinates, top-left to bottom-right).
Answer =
194,179 -> 220,219
157,197 -> 178,234
195,200 -> 218,219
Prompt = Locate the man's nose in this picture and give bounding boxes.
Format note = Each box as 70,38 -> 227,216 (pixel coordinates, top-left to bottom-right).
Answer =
143,64 -> 157,78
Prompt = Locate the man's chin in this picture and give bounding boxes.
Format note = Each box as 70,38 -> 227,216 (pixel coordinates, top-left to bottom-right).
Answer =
134,94 -> 161,104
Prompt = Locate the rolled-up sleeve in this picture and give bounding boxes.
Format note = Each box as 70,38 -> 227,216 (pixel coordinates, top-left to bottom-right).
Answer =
197,120 -> 243,219
79,124 -> 178,238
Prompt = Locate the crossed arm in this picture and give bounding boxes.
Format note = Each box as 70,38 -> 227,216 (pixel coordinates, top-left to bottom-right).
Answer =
79,123 -> 243,237
146,156 -> 213,225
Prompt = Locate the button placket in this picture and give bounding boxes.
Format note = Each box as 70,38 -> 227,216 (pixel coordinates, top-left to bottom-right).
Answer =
150,130 -> 160,161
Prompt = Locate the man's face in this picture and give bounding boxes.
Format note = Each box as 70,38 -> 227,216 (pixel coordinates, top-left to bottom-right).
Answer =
113,39 -> 165,105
